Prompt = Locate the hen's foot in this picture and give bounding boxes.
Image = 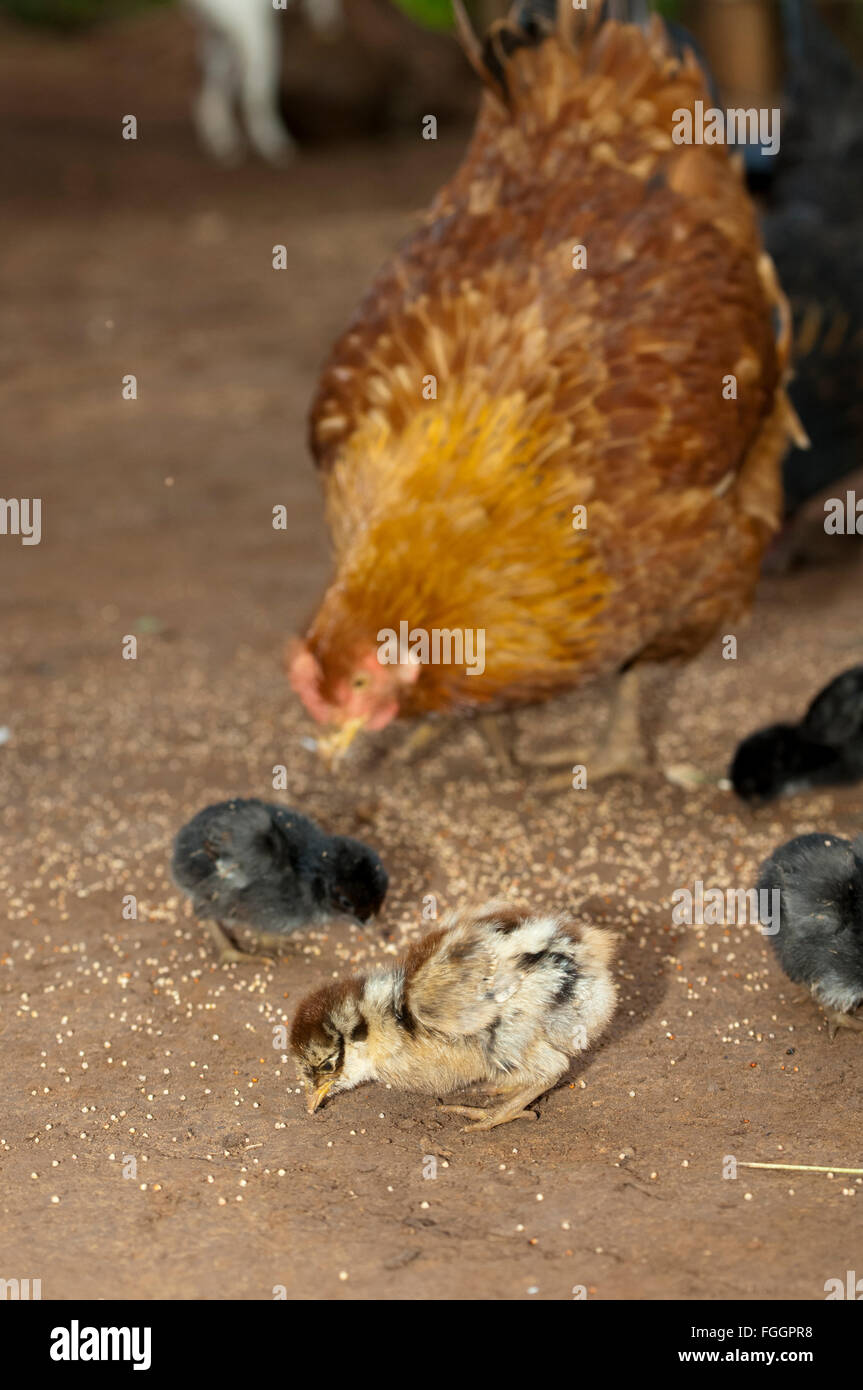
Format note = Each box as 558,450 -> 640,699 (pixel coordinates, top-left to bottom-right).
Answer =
527,667 -> 653,791
392,719 -> 451,764
534,749 -> 650,793
478,713 -> 519,774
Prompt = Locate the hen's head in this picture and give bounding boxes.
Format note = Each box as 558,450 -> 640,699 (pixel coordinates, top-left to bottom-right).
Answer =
288,640 -> 418,758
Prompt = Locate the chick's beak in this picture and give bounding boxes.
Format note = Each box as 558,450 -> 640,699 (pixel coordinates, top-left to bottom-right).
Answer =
317,716 -> 365,766
307,1079 -> 334,1114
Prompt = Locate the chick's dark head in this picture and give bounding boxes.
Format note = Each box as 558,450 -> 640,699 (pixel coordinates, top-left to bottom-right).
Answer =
730,723 -> 842,802
322,836 -> 388,923
290,979 -> 367,1112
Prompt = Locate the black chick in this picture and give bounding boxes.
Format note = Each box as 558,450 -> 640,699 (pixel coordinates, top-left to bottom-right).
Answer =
171,798 -> 388,962
758,832 -> 863,1038
802,663 -> 863,762
731,664 -> 863,803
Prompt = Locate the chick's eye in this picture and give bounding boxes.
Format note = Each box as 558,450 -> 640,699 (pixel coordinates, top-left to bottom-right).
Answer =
335,893 -> 354,913
318,1057 -> 337,1073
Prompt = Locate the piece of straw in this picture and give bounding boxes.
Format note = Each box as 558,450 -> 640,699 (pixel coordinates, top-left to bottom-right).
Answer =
738,1162 -> 863,1176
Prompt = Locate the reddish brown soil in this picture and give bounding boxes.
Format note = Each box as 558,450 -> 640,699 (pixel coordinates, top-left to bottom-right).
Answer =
1,12 -> 862,1302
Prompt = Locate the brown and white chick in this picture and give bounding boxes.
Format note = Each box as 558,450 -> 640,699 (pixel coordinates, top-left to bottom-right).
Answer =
290,903 -> 617,1131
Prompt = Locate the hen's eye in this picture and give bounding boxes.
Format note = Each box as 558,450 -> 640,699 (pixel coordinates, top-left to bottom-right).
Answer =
351,673 -> 370,690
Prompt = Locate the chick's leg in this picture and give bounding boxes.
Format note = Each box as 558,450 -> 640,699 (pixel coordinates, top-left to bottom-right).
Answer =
457,1080 -> 513,1098
437,1100 -> 539,1126
826,1009 -> 863,1040
440,1069 -> 566,1131
207,920 -> 261,965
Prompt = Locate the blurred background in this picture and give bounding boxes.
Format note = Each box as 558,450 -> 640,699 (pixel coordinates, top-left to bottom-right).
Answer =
2,1 -> 862,158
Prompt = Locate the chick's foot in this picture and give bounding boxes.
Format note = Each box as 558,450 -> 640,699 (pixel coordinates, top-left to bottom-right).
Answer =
207,920 -> 266,966
438,1103 -> 539,1130
826,1009 -> 863,1040
219,946 -> 264,965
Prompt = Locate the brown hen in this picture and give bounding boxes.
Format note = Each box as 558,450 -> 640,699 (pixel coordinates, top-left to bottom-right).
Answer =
289,5 -> 802,770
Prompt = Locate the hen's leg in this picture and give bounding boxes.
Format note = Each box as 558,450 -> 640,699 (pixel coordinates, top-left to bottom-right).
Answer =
391,718 -> 455,763
527,666 -> 650,789
591,663 -> 650,778
478,712 -> 518,773
390,712 -> 519,772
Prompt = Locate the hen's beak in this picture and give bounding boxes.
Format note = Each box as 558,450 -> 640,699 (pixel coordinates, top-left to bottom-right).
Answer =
317,716 -> 364,766
307,1079 -> 334,1114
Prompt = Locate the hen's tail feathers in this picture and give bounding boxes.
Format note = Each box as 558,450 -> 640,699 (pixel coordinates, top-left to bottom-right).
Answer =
453,0 -> 697,108
516,0 -> 650,22
453,0 -> 566,104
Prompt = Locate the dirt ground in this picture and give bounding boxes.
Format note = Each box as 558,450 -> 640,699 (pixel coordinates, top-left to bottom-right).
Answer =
1,13 -> 862,1303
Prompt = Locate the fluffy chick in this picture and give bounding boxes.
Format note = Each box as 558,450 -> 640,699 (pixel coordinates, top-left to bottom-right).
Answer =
758,832 -> 863,1038
171,798 -> 388,962
291,903 -> 617,1131
730,664 -> 863,802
